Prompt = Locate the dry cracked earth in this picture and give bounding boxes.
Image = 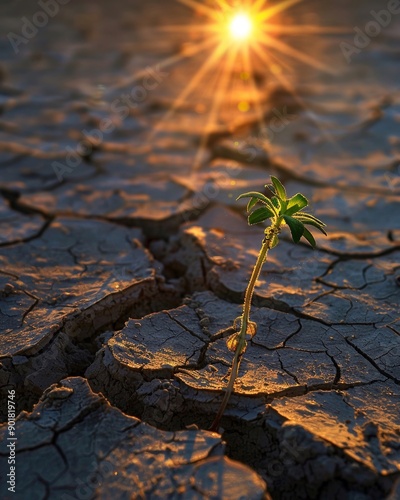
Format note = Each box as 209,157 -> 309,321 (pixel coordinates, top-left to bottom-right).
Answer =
0,0 -> 400,499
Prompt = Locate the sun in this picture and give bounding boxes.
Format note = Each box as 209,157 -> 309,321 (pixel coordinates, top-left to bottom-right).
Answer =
229,12 -> 253,41
134,0 -> 339,168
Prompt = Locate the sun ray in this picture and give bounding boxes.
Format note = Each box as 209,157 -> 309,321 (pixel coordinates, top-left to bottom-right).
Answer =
124,0 -> 349,170
251,0 -> 269,12
109,37 -> 218,94
193,44 -> 239,169
256,0 -> 304,23
243,43 -> 265,133
263,24 -> 352,35
152,24 -> 217,33
214,0 -> 231,11
176,0 -> 222,21
253,45 -> 344,151
273,69 -> 345,152
150,40 -> 230,138
258,33 -> 335,74
253,39 -> 293,74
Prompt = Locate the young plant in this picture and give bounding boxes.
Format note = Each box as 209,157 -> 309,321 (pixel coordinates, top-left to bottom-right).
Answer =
210,176 -> 327,432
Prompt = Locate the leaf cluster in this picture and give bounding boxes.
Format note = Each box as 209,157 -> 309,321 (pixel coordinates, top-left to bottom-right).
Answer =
237,176 -> 327,247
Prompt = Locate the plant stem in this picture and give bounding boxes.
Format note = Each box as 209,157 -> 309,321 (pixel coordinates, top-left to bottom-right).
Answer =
241,234 -> 270,334
210,223 -> 280,432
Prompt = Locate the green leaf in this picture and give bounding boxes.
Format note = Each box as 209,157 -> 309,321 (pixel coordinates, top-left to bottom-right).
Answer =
271,176 -> 287,200
237,191 -> 270,205
294,212 -> 326,227
246,197 -> 259,213
283,215 -> 305,243
265,183 -> 276,196
237,191 -> 278,215
248,207 -> 274,225
300,221 -> 327,236
302,226 -> 316,247
271,196 -> 281,210
285,204 -> 303,216
271,235 -> 279,248
286,193 -> 308,215
294,214 -> 327,236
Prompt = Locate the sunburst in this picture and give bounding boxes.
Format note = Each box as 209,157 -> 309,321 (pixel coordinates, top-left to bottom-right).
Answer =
144,0 -> 345,167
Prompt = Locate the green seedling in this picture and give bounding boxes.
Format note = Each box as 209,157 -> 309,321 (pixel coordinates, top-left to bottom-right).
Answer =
210,176 -> 327,432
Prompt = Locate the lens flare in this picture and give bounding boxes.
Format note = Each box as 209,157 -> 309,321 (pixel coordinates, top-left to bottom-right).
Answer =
229,12 -> 253,40
141,0 -> 339,169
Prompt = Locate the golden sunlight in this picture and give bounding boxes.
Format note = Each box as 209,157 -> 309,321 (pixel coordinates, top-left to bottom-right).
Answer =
229,12 -> 253,41
142,0 -> 341,167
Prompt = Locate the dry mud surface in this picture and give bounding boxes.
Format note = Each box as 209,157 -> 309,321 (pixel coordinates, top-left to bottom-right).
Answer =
0,0 -> 400,499
0,377 -> 268,499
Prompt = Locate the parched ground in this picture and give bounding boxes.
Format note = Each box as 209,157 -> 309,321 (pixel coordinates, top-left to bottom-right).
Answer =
0,0 -> 399,499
